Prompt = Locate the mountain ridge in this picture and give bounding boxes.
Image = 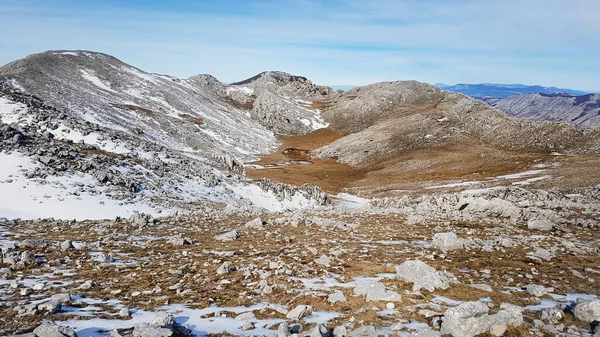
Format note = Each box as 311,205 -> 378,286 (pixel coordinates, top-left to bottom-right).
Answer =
437,82 -> 591,98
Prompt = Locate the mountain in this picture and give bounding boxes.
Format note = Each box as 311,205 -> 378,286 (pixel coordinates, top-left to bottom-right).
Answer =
438,83 -> 590,98
485,92 -> 600,129
3,50 -> 600,337
0,50 -> 330,219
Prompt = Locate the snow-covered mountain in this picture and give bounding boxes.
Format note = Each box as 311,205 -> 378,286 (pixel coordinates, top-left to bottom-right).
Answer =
0,51 -> 330,219
437,83 -> 590,98
485,92 -> 600,129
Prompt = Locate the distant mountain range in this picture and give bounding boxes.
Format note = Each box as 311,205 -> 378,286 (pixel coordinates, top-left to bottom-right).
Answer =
485,92 -> 600,129
435,83 -> 591,98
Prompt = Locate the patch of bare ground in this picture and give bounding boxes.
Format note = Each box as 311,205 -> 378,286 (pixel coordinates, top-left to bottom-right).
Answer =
246,128 -> 366,194
111,103 -> 154,117
179,113 -> 204,126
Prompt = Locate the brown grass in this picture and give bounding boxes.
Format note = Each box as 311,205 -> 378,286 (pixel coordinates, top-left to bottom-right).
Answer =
179,113 -> 204,126
111,104 -> 154,117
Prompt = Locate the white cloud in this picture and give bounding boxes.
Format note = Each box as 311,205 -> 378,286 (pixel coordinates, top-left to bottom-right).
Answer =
0,0 -> 598,90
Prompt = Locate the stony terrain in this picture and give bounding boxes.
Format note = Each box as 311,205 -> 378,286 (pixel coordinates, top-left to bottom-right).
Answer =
1,50 -> 600,337
485,93 -> 600,129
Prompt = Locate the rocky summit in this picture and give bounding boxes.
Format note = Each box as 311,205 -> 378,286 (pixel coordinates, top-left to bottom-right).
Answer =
1,50 -> 600,337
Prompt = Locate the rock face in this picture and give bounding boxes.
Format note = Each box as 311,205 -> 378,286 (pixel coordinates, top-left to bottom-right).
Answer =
395,260 -> 450,292
486,92 -> 600,129
440,302 -> 523,337
227,71 -> 331,136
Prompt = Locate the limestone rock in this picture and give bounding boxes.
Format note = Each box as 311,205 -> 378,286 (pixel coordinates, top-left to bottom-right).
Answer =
395,260 -> 450,292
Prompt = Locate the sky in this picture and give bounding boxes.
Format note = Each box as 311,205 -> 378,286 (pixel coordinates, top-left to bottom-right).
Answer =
0,0 -> 599,91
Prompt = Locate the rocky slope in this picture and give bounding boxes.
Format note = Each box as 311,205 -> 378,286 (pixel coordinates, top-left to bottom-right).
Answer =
485,92 -> 600,129
0,51 -> 331,219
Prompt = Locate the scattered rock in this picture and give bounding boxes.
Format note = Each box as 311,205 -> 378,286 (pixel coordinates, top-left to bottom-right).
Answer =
286,305 -> 311,320
215,230 -> 240,242
431,232 -> 464,251
396,260 -> 450,292
573,299 -> 600,323
328,290 -> 347,304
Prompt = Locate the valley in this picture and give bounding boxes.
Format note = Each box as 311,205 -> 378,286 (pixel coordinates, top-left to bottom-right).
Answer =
0,51 -> 600,337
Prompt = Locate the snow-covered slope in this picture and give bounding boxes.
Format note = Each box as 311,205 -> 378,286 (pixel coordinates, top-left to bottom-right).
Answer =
0,51 -> 329,219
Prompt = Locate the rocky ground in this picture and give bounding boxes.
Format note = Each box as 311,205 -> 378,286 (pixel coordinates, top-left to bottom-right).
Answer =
1,50 -> 600,337
1,186 -> 600,337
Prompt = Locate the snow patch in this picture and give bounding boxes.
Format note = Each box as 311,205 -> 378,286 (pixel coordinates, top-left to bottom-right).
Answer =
79,69 -> 115,92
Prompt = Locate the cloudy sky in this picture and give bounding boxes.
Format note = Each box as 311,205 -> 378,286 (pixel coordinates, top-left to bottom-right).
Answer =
1,0 -> 599,90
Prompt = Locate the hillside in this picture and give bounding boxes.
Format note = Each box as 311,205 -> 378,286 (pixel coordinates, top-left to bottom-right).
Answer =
485,92 -> 600,129
0,51 -> 331,219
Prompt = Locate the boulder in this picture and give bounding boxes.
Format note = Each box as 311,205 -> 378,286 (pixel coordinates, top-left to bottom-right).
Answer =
132,323 -> 173,337
395,260 -> 450,292
215,230 -> 240,242
431,232 -> 464,251
527,219 -> 554,231
348,325 -> 377,337
33,322 -> 78,337
573,299 -> 600,323
353,279 -> 402,302
286,305 -> 311,320
244,217 -> 264,229
328,290 -> 347,304
440,302 -> 523,337
277,322 -> 292,337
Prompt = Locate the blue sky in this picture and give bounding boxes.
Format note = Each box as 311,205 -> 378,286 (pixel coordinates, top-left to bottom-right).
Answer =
1,0 -> 599,91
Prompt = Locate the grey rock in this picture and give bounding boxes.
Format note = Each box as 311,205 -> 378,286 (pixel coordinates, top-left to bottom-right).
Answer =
440,302 -> 523,337
540,307 -> 563,324
241,321 -> 254,331
235,312 -> 256,321
431,232 -> 464,251
60,240 -> 74,251
328,290 -> 347,304
527,219 -> 554,231
216,262 -> 232,275
277,322 -> 292,337
573,299 -> 600,323
118,307 -> 131,318
215,230 -> 240,242
132,323 -> 173,337
33,322 -> 78,337
286,305 -> 311,320
348,326 -> 377,337
310,324 -> 330,337
244,217 -> 264,229
530,248 -> 555,261
333,326 -> 347,337
50,293 -> 71,304
315,255 -> 331,266
526,284 -> 553,297
38,301 -> 62,314
353,279 -> 402,302
395,260 -> 450,292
